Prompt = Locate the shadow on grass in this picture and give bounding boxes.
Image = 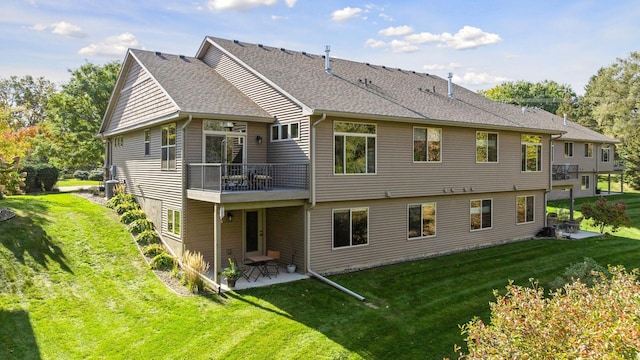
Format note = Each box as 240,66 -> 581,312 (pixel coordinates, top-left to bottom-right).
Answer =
0,309 -> 41,359
0,212 -> 72,274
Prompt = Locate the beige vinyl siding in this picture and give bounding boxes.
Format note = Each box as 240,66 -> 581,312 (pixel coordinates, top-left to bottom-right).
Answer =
266,206 -> 305,271
220,210 -> 243,270
110,121 -> 183,240
184,199 -> 214,265
106,61 -> 177,134
309,190 -> 545,274
201,46 -> 309,163
315,117 -> 550,202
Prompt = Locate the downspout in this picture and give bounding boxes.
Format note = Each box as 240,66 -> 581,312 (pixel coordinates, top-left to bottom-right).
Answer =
547,134 -> 563,226
306,113 -> 366,302
180,115 -> 193,258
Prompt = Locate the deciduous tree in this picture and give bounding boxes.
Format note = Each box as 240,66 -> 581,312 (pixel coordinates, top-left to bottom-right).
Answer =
0,75 -> 55,129
580,197 -> 631,233
478,80 -> 576,115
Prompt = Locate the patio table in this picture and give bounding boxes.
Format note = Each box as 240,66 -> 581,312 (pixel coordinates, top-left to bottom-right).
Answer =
246,255 -> 274,281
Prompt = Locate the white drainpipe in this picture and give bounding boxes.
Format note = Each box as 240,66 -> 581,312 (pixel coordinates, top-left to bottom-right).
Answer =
305,113 -> 365,302
180,115 -> 193,258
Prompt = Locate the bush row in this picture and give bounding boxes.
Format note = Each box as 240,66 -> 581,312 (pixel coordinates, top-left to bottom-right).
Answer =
73,169 -> 104,181
21,163 -> 59,192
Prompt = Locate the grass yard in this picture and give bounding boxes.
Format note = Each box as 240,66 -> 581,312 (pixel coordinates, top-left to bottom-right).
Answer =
1,193 -> 640,359
56,179 -> 101,187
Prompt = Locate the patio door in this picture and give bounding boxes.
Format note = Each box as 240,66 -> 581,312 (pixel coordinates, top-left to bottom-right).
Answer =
204,134 -> 245,164
244,209 -> 264,257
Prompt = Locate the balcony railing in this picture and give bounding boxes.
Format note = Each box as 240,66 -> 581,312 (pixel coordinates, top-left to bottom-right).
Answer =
188,163 -> 309,192
614,159 -> 626,170
552,164 -> 578,180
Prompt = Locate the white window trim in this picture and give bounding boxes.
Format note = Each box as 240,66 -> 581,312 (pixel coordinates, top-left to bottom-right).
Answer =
581,175 -> 591,190
333,121 -> 377,175
161,123 -> 177,170
407,202 -> 437,239
470,198 -> 493,231
413,127 -> 442,163
521,135 -> 542,173
516,195 -> 535,225
271,122 -> 300,142
331,207 -> 369,250
564,142 -> 574,158
166,208 -> 181,237
144,129 -> 150,156
601,145 -> 611,163
584,143 -> 593,158
475,131 -> 499,163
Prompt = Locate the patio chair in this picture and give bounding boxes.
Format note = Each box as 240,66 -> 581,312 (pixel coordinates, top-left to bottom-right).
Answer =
265,250 -> 280,277
232,255 -> 251,281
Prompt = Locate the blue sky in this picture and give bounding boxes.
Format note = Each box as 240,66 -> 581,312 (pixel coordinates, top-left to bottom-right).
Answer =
1,0 -> 639,94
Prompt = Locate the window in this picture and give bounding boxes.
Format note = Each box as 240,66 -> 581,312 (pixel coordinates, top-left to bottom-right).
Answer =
413,127 -> 441,162
334,121 -> 376,174
564,142 -> 573,157
584,143 -> 593,158
581,175 -> 590,190
476,132 -> 498,163
333,208 -> 368,248
113,136 -> 124,147
271,122 -> 299,141
470,199 -> 492,231
144,129 -> 150,155
601,145 -> 611,162
516,196 -> 534,224
161,123 -> 176,170
167,209 -> 181,235
408,203 -> 436,238
521,135 -> 542,172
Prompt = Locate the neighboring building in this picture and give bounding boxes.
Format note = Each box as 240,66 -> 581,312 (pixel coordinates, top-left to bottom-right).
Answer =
548,118 -> 622,200
98,36 -> 616,289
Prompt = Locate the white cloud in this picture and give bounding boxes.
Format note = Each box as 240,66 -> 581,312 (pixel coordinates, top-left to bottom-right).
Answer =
405,26 -> 502,50
30,21 -> 86,38
284,0 -> 297,7
379,13 -> 393,22
378,25 -> 413,37
389,40 -> 419,53
423,62 -> 463,71
331,7 -> 362,22
78,32 -> 139,58
208,0 -> 277,11
454,71 -> 510,86
364,38 -> 387,49
271,15 -> 287,20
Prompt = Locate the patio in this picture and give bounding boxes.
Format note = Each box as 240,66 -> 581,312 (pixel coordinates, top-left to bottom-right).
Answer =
206,266 -> 309,292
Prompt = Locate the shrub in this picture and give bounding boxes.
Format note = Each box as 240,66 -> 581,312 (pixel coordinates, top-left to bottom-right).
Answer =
0,154 -> 26,199
135,229 -> 160,245
105,193 -> 135,209
455,266 -> 640,359
182,250 -> 210,293
113,183 -> 126,196
580,197 -> 631,233
128,218 -> 154,234
142,243 -> 165,258
115,201 -> 140,215
36,163 -> 58,191
88,170 -> 104,181
548,257 -> 609,290
120,209 -> 146,225
150,253 -> 175,271
21,164 -> 39,192
73,170 -> 89,180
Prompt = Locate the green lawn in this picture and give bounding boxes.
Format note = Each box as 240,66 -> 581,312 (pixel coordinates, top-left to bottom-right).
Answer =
2,193 -> 640,359
56,179 -> 101,187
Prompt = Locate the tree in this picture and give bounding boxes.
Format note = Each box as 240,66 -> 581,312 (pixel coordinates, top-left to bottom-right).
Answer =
45,61 -> 121,169
580,197 -> 631,233
0,154 -> 25,199
454,267 -> 640,359
478,80 -> 576,115
0,75 -> 55,129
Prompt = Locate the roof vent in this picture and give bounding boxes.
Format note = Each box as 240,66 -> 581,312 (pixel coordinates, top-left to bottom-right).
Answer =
233,40 -> 239,44
280,47 -> 285,52
382,65 -> 386,69
302,51 -> 307,55
155,51 -> 161,56
179,55 -> 185,59
258,44 -> 263,48
365,62 -> 370,66
447,72 -> 454,98
563,113 -> 568,126
325,45 -> 331,74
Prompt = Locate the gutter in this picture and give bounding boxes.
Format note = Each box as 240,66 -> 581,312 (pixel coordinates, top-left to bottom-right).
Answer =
304,113 -> 365,302
180,115 -> 193,258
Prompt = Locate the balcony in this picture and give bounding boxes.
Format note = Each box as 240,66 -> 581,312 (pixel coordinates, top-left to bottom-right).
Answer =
552,164 -> 578,181
187,163 -> 309,203
614,159 -> 626,170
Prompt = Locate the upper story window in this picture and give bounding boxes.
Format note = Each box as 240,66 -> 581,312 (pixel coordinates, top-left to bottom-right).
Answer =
564,142 -> 574,157
584,143 -> 593,158
114,136 -> 124,148
516,195 -> 535,224
476,132 -> 498,163
521,135 -> 542,172
161,123 -> 176,170
271,122 -> 299,141
333,208 -> 368,248
601,145 -> 611,162
144,129 -> 150,156
413,127 -> 441,162
470,198 -> 492,231
408,203 -> 436,239
334,121 -> 376,174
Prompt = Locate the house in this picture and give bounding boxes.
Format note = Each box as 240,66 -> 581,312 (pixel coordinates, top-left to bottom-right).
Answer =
98,36 -> 616,290
547,117 -> 622,200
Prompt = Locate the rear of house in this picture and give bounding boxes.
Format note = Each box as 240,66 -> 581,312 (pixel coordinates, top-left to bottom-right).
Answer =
98,35 -> 616,289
